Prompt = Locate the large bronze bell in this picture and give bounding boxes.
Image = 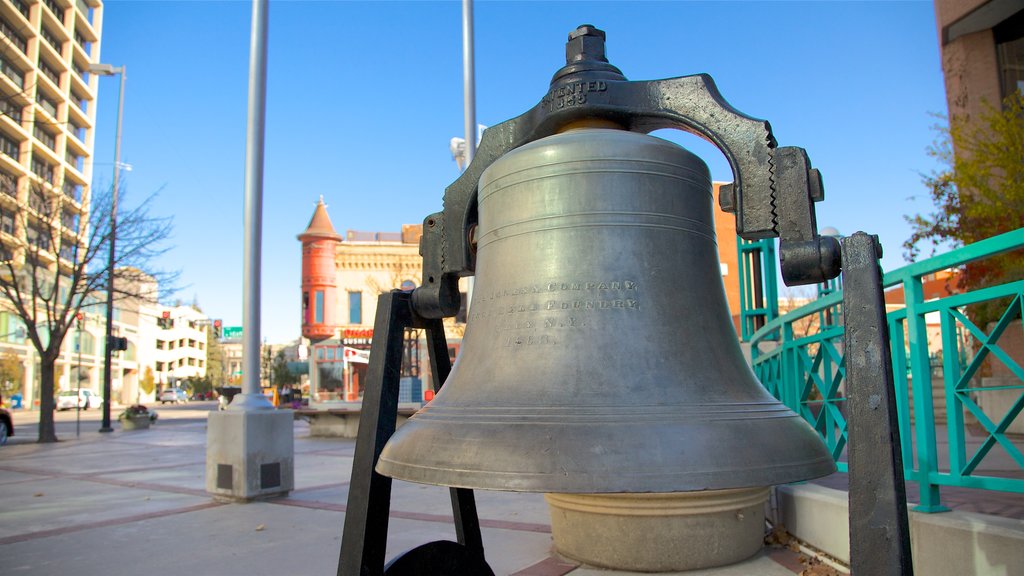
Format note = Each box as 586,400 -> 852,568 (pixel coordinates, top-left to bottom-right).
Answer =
376,127 -> 835,493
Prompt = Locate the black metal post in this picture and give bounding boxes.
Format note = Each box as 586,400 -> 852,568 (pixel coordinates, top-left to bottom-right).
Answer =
338,291 -> 488,575
842,232 -> 914,575
423,320 -> 484,554
339,291 -> 410,576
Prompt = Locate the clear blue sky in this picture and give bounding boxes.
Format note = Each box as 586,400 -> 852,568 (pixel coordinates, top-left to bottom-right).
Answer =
92,0 -> 947,343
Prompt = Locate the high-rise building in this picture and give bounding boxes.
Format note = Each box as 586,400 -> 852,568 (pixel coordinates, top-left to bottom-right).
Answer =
0,0 -> 105,406
0,0 -> 105,253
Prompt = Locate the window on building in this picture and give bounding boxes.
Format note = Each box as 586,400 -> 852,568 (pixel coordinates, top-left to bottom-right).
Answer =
28,189 -> 46,213
156,361 -> 165,372
168,340 -> 175,350
0,206 -> 13,235
995,11 -> 1024,100
314,290 -> 324,324
187,357 -> 195,366
198,342 -> 204,351
0,313 -> 25,343
456,291 -> 468,324
302,291 -> 309,323
26,225 -> 48,250
70,330 -> 95,354
349,291 -> 362,324
198,359 -> 204,368
156,340 -> 165,350
0,132 -> 20,163
188,339 -> 196,348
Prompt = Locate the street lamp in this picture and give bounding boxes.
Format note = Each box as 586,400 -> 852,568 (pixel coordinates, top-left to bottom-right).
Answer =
88,62 -> 125,433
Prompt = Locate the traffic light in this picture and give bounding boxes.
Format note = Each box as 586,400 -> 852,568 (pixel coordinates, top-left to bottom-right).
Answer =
76,311 -> 84,329
158,310 -> 171,329
108,335 -> 128,351
213,319 -> 222,339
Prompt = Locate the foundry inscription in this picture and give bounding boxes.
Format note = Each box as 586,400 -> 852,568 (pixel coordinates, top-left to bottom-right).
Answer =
472,279 -> 639,348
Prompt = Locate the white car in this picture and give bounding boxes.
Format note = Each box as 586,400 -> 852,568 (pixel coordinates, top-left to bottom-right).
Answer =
159,388 -> 188,404
56,389 -> 104,411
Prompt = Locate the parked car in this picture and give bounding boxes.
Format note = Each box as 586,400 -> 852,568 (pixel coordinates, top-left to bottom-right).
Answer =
159,388 -> 188,404
56,389 -> 104,411
0,406 -> 12,445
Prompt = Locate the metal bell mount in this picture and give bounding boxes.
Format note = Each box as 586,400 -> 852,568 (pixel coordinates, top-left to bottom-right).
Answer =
339,25 -> 912,576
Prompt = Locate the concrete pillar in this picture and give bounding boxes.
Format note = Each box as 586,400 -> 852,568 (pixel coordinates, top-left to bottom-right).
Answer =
206,410 -> 294,501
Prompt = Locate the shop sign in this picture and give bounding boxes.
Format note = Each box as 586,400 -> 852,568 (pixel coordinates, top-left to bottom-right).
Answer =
343,328 -> 373,345
343,347 -> 370,364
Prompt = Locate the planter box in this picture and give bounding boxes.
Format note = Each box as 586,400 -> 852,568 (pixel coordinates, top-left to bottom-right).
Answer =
121,416 -> 152,430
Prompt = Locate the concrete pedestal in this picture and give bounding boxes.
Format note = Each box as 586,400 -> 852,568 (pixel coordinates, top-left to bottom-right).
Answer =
206,410 -> 294,502
545,487 -> 769,572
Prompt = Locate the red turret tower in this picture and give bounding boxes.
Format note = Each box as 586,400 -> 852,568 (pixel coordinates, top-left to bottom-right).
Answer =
298,197 -> 342,342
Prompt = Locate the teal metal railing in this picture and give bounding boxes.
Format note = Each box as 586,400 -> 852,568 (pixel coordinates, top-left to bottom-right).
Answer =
738,238 -> 779,341
748,228 -> 1024,512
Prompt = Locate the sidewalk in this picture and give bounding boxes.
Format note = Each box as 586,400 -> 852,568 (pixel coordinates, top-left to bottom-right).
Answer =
0,406 -> 811,576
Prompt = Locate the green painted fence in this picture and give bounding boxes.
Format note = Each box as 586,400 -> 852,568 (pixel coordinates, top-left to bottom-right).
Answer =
748,228 -> 1024,512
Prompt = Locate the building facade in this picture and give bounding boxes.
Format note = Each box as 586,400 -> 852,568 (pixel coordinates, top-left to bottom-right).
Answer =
934,0 -> 1023,121
298,185 -> 744,408
298,200 -> 445,406
0,0 -> 105,258
151,304 -> 208,390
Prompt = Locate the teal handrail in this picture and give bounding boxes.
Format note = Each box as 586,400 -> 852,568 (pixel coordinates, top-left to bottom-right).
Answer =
748,228 -> 1024,512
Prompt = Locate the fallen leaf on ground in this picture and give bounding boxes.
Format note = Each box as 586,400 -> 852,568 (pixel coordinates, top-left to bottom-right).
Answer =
255,524 -> 265,531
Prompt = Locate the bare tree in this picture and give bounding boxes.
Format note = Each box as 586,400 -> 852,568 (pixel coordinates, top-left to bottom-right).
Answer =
0,182 -> 175,442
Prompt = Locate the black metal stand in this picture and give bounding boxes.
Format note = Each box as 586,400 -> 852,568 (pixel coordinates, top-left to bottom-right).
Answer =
337,291 -> 492,576
842,233 -> 914,575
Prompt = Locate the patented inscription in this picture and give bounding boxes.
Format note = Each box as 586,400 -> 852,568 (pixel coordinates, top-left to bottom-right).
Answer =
542,80 -> 608,110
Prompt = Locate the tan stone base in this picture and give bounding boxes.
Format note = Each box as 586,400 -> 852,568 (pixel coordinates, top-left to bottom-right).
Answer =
545,487 -> 769,572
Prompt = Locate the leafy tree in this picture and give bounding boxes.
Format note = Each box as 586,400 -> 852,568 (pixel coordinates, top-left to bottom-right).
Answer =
0,184 -> 175,442
184,374 -> 214,399
0,350 -> 22,400
272,350 -> 300,388
905,92 -> 1024,319
205,325 -> 226,388
140,366 -> 156,396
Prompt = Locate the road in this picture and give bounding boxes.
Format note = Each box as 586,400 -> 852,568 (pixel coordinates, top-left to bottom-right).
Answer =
7,401 -> 219,443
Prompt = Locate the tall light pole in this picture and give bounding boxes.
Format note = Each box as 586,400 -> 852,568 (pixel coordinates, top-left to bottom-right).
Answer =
88,63 -> 125,433
462,0 -> 477,315
206,0 -> 292,502
234,0 -> 273,411
462,0 -> 476,167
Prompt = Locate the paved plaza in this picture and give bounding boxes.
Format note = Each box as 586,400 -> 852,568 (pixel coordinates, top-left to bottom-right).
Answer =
0,404 -> 823,576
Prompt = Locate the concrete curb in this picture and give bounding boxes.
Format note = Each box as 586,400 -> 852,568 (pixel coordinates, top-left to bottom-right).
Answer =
776,483 -> 1024,575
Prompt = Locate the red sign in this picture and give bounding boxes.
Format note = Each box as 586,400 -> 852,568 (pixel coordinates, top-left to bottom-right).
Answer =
344,328 -> 373,339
